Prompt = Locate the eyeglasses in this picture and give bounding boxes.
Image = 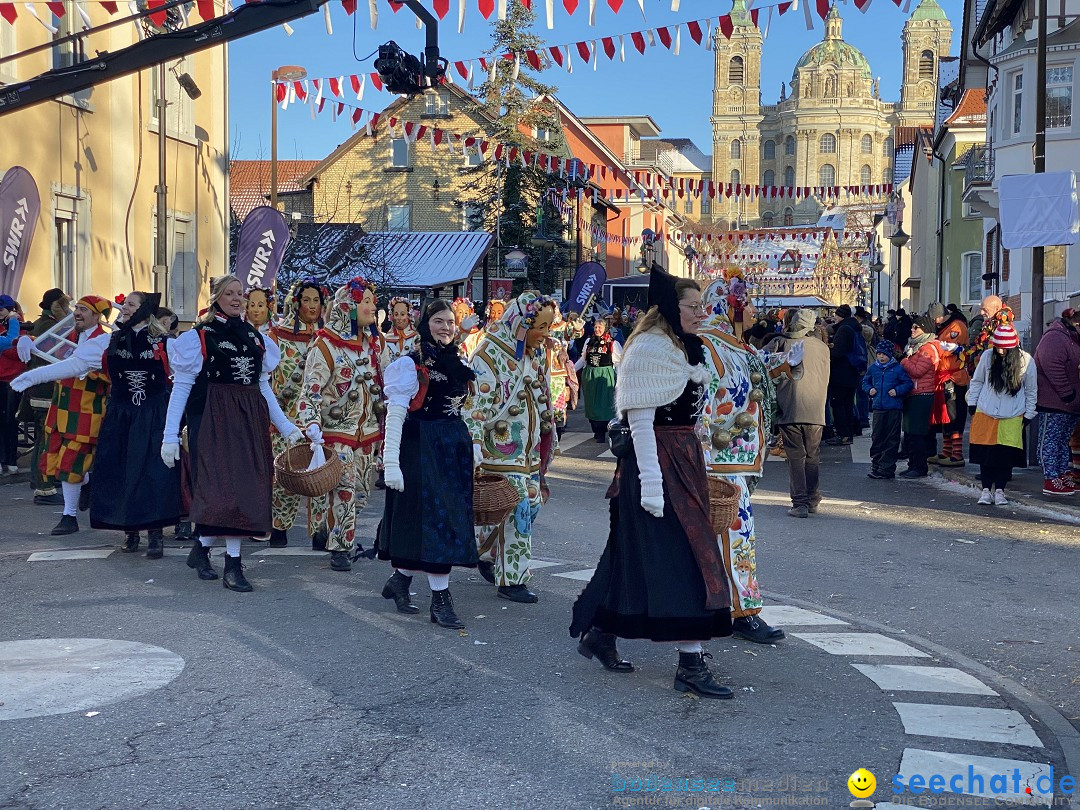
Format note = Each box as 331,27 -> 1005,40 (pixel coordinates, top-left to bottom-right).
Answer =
679,303 -> 708,314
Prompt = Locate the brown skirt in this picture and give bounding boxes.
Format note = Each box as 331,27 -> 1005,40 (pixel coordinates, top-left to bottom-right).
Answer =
189,384 -> 273,537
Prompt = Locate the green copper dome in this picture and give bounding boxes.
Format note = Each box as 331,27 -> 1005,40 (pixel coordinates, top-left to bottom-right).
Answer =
910,0 -> 948,21
792,7 -> 872,81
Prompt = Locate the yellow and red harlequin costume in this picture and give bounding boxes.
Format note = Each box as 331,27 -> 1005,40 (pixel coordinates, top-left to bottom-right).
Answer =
268,280 -> 328,543
41,296 -> 113,484
465,292 -> 558,589
383,296 -> 419,362
297,278 -> 388,556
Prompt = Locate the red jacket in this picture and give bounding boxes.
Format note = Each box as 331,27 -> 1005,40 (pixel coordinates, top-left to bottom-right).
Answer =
900,339 -> 944,396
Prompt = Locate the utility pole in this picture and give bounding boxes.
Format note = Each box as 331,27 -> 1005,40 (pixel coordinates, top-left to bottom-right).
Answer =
1030,0 -> 1048,346
154,63 -> 168,303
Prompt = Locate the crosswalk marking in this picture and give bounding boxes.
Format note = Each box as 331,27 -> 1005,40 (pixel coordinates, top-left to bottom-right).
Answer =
554,432 -> 594,452
791,632 -> 931,657
892,703 -> 1044,747
852,664 -> 998,695
850,435 -> 872,464
758,605 -> 849,627
552,569 -> 596,582
27,550 -> 114,561
895,749 -> 1053,806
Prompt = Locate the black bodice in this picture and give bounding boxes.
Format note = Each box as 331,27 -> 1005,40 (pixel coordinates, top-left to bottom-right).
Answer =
106,329 -> 170,405
585,337 -> 614,368
409,355 -> 471,422
654,379 -> 706,426
197,320 -> 265,387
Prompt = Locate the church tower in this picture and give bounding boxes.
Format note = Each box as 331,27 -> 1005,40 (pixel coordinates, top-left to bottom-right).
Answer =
898,0 -> 952,125
710,0 -> 763,227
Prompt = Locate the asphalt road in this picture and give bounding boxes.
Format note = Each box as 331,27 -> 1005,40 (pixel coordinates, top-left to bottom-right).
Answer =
0,408 -> 1077,809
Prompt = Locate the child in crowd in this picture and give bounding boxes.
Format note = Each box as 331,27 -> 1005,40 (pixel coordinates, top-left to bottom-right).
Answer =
862,339 -> 914,480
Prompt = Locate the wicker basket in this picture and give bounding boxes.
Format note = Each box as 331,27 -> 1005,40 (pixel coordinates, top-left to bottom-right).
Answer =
473,471 -> 519,526
274,444 -> 344,498
707,478 -> 741,534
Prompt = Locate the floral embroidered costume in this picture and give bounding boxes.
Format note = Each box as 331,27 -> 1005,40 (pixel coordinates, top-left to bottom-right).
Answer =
547,311 -> 581,441
383,296 -> 419,362
297,277 -> 389,568
465,292 -> 558,600
267,280 -> 328,547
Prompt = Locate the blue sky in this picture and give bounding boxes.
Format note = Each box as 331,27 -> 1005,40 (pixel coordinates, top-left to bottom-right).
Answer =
228,0 -> 962,161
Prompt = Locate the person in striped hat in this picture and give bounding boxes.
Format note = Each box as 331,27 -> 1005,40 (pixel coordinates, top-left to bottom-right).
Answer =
965,323 -> 1037,506
10,295 -> 112,535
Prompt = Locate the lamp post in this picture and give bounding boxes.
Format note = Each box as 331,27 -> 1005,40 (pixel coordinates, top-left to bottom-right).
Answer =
271,65 -> 307,211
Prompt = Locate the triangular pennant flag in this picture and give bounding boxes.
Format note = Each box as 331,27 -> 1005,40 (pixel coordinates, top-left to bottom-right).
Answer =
601,37 -> 615,59
717,14 -> 733,38
478,0 -> 493,18
563,0 -> 578,14
100,0 -> 117,11
328,76 -> 341,97
370,73 -> 383,91
549,45 -> 564,66
576,40 -> 590,61
630,31 -> 645,53
656,26 -> 672,49
687,19 -> 702,45
458,0 -> 466,31
526,50 -> 541,70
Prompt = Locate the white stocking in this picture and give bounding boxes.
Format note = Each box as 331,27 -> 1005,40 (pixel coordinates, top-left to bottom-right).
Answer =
427,573 -> 450,591
675,642 -> 703,654
61,482 -> 81,517
396,567 -> 419,578
225,538 -> 242,557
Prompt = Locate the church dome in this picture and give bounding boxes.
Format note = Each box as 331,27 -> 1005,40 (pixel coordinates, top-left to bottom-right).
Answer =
791,6 -> 872,82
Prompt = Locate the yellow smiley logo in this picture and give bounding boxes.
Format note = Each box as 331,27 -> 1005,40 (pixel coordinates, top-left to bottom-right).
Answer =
847,768 -> 876,798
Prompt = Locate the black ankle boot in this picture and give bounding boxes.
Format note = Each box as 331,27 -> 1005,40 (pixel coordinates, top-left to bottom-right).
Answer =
381,571 -> 420,614
50,515 -> 79,536
674,651 -> 733,699
268,529 -> 288,548
731,614 -> 786,644
174,521 -> 193,541
329,550 -> 352,571
476,560 -> 495,585
121,532 -> 140,553
146,530 -> 164,559
185,540 -> 218,580
311,531 -> 328,552
429,589 -> 465,629
578,629 -> 634,672
222,554 -> 252,592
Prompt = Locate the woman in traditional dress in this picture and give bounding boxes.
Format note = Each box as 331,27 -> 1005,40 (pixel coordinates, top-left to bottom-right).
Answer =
379,300 -> 479,628
570,269 -> 734,699
575,317 -> 622,443
161,275 -> 302,591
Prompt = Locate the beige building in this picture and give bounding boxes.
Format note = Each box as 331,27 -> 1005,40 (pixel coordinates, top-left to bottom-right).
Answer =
0,4 -> 228,320
710,0 -> 951,228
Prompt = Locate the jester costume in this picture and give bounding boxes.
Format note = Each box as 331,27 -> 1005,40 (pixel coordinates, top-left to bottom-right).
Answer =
465,292 -> 557,598
267,280 -> 328,546
698,280 -> 786,643
297,278 -> 388,566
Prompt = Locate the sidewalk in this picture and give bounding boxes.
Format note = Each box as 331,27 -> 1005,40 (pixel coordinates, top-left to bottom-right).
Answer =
934,461 -> 1080,518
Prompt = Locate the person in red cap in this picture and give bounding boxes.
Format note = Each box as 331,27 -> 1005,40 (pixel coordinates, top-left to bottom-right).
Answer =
966,324 -> 1037,506
1033,307 -> 1080,495
10,295 -> 112,535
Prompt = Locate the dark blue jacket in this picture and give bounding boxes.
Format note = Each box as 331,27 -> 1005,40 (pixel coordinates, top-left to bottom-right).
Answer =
861,359 -> 914,411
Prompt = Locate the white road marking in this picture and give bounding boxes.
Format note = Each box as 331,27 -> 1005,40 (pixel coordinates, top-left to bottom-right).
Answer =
552,569 -> 596,582
751,493 -> 868,507
893,703 -> 1043,747
758,605 -> 849,627
554,432 -> 593,452
792,632 -> 931,657
525,559 -> 563,570
853,664 -> 998,695
27,550 -> 114,561
850,435 -> 872,464
895,749 -> 1053,805
253,548 -> 330,556
598,449 -> 614,459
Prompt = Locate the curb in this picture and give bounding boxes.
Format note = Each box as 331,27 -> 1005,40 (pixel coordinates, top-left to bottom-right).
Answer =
936,466 -> 1080,521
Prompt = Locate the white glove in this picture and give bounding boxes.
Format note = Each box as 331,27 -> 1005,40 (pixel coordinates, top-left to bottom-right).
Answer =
473,443 -> 484,469
161,442 -> 181,468
286,428 -> 304,445
787,340 -> 804,367
384,464 -> 405,491
10,373 -> 31,393
627,408 -> 665,518
305,423 -> 324,445
640,481 -> 665,518
16,335 -> 32,363
460,314 -> 479,332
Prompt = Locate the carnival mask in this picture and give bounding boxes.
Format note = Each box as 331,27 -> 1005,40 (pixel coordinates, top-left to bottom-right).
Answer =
356,289 -> 377,327
525,306 -> 556,350
246,289 -> 270,328
298,288 -> 323,325
391,302 -> 411,331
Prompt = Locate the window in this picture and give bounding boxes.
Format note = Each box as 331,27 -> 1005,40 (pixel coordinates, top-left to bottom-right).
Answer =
764,140 -> 776,160
963,199 -> 979,218
1046,244 -> 1068,300
860,164 -> 872,185
730,169 -> 741,186
963,252 -> 983,303
535,127 -> 551,142
861,135 -> 873,154
883,168 -> 892,185
700,196 -> 711,215
388,204 -> 410,231
819,164 -> 835,187
1011,71 -> 1023,135
919,49 -> 935,80
783,207 -> 794,226
424,91 -> 449,116
463,204 -> 484,231
465,147 -> 484,167
390,138 -> 410,168
763,170 -> 775,187
684,199 -> 694,215
54,209 -> 77,294
820,133 -> 836,154
784,165 -> 795,187
728,56 -> 744,84
1047,66 -> 1073,129
785,135 -> 796,156
52,1 -> 85,70
762,212 -> 775,227
730,139 -> 741,159
883,136 -> 894,157
169,218 -> 198,320
150,62 -> 194,138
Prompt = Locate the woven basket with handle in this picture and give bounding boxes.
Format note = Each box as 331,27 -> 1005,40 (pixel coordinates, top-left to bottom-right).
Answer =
707,478 -> 741,534
274,444 -> 344,498
473,471 -> 519,526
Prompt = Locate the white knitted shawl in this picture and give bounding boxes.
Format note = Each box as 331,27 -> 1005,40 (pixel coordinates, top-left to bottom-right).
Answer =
615,329 -> 711,416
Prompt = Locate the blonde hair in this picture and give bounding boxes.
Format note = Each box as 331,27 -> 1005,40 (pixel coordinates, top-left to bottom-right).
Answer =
623,278 -> 701,359
197,275 -> 242,326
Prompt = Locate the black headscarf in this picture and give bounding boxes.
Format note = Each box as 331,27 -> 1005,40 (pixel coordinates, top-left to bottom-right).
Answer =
110,292 -> 161,354
647,267 -> 705,365
413,301 -> 475,386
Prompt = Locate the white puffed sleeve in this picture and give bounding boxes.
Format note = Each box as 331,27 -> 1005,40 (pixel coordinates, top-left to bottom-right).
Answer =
384,356 -> 420,409
11,331 -> 109,390
260,334 -> 282,376
611,341 -> 623,365
163,330 -> 204,445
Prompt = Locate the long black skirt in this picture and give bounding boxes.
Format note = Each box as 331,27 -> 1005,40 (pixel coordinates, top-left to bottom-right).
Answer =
378,416 -> 478,575
90,393 -> 182,531
569,437 -> 732,643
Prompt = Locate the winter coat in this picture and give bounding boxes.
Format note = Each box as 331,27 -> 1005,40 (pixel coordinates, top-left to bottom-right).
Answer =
966,349 -> 1037,421
1033,318 -> 1080,413
861,359 -> 914,411
769,333 -> 830,426
829,316 -> 863,387
935,313 -> 971,386
900,338 -> 944,396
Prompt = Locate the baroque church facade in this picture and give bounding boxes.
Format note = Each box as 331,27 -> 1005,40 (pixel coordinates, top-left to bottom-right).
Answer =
708,0 -> 951,228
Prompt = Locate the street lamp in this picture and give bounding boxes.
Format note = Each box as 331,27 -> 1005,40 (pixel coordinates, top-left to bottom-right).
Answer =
271,65 -> 307,211
889,225 -> 909,248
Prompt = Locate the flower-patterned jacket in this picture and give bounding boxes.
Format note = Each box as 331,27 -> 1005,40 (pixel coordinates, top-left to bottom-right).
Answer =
269,321 -> 320,431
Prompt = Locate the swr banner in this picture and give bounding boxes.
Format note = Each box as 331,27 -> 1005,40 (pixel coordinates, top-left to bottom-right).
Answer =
0,166 -> 40,297
234,206 -> 291,292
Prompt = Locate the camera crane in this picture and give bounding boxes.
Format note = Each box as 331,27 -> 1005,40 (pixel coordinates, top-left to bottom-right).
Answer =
0,0 -> 444,117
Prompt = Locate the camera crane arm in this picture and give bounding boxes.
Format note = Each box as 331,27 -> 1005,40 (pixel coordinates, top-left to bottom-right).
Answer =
0,0 -> 440,117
